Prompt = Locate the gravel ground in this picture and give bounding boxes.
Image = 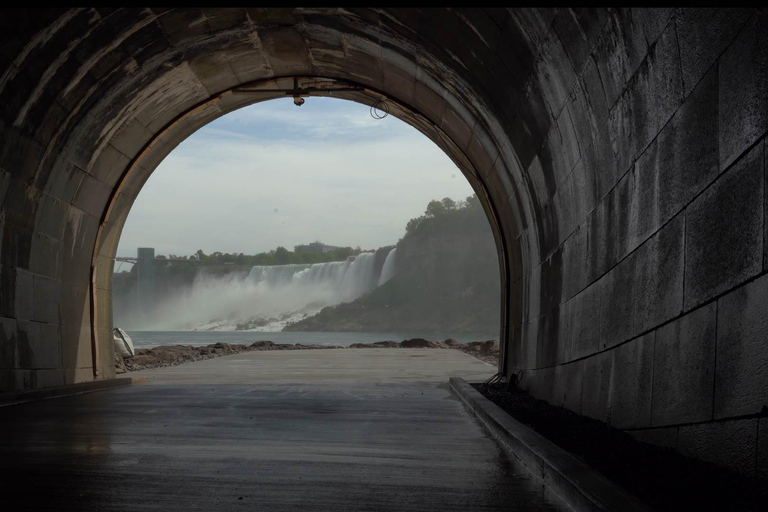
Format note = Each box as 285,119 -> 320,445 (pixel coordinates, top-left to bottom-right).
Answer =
116,338 -> 499,373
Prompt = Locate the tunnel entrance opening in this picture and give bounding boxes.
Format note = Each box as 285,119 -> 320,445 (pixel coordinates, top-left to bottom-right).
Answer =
95,78 -> 515,379
3,7 -> 767,482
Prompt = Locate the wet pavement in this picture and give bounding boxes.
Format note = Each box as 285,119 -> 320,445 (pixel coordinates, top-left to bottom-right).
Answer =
0,350 -> 569,511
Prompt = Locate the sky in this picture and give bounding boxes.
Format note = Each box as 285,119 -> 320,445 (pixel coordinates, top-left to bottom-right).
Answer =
116,97 -> 475,259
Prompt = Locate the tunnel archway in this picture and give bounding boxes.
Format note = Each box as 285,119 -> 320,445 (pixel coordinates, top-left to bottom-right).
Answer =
1,8 -> 766,478
94,76 -> 514,369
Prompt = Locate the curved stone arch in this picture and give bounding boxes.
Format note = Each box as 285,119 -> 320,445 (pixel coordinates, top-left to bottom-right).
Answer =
3,8 -> 767,477
90,74 -> 521,379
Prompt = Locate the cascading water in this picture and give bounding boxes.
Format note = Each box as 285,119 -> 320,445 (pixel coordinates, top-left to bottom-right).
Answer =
132,249 -> 397,331
378,248 -> 396,286
248,252 -> 379,304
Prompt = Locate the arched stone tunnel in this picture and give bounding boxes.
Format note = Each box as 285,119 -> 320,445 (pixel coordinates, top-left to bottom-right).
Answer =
0,8 -> 766,479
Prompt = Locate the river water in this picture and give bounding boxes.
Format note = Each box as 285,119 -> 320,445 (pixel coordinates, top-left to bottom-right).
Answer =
127,330 -> 499,350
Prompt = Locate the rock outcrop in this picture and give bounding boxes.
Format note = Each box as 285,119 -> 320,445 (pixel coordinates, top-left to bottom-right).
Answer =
115,337 -> 500,373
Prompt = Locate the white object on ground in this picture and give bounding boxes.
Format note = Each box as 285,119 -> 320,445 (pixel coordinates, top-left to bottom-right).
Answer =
113,328 -> 135,358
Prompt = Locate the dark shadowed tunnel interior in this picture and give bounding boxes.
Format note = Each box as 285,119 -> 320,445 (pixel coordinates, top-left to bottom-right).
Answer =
0,7 -> 767,484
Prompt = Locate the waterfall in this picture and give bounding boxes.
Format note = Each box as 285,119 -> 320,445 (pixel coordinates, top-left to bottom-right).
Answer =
128,250 -> 397,331
248,252 -> 379,303
378,248 -> 397,286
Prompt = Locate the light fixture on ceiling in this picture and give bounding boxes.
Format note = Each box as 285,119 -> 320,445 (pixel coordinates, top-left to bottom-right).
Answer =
233,76 -> 365,108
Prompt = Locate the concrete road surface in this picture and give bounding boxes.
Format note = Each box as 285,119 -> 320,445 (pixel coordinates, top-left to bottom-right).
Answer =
0,349 -> 569,511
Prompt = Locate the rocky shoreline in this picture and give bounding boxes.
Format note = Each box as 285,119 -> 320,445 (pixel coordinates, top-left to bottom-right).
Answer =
115,338 -> 500,373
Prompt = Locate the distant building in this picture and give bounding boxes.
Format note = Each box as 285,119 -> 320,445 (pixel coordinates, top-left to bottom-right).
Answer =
294,241 -> 340,254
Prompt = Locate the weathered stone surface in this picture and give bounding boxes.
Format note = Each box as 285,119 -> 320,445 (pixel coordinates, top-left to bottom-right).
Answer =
614,168 -> 634,261
568,280 -> 601,359
34,368 -> 65,388
522,367 -> 555,408
32,275 -> 60,324
72,174 -> 113,218
0,316 -> 16,369
508,326 -> 523,370
629,66 -> 719,252
1,222 -> 33,270
552,9 -> 592,75
535,308 -> 559,368
684,142 -> 764,309
60,282 -> 89,328
715,273 -> 768,418
593,10 -> 648,109
552,359 -> 583,413
16,320 -> 61,370
758,419 -> 768,480
631,212 -> 684,336
675,8 -> 752,96
633,8 -> 675,47
536,31 -> 579,118
611,333 -> 653,429
35,194 -> 67,240
1,177 -> 36,230
652,303 -> 716,426
64,367 -> 94,385
579,55 -> 610,135
0,265 -> 14,318
554,306 -> 571,365
29,233 -> 60,279
718,10 -> 768,169
561,224 -> 587,300
580,350 -> 612,423
14,268 -> 33,321
0,368 -> 34,391
585,187 -> 617,283
0,170 -> 11,210
607,23 -> 683,172
60,323 -> 92,370
678,419 -> 758,476
87,143 -> 128,187
519,321 -> 537,370
599,252 -> 635,350
45,162 -> 85,205
0,6 -> 766,478
628,427 -> 678,451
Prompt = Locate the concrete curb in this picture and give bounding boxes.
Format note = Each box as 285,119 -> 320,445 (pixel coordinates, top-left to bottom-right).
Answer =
449,377 -> 655,512
0,377 -> 142,407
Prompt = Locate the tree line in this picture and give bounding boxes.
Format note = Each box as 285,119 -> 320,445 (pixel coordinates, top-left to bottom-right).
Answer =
188,246 -> 365,266
117,194 -> 485,275
115,246 -> 367,274
403,194 -> 486,241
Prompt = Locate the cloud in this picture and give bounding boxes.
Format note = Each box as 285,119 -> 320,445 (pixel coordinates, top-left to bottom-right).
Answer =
217,97 -> 388,140
117,98 -> 475,258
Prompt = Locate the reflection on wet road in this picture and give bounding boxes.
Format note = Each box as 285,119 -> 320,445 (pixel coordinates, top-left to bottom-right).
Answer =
0,350 -> 569,511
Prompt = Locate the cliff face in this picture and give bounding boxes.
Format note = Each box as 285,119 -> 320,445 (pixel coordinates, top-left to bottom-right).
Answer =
285,203 -> 501,333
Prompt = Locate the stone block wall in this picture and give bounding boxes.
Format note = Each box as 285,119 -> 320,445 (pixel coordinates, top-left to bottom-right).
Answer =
0,7 -> 765,480
510,8 -> 767,480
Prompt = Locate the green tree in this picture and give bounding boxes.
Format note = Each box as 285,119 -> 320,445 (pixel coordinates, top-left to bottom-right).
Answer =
465,194 -> 481,209
441,197 -> 457,211
274,246 -> 291,265
424,199 -> 445,218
